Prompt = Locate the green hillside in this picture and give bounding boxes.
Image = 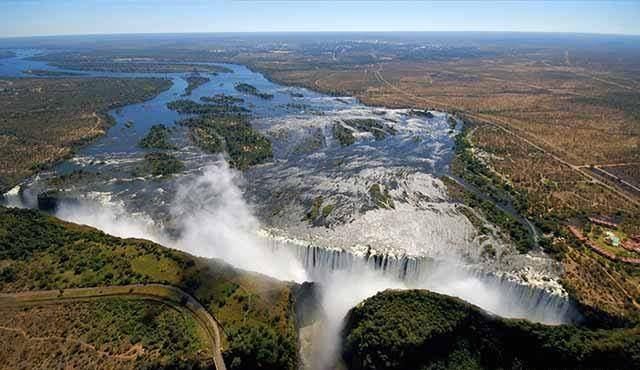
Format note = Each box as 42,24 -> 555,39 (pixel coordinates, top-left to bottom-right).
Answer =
342,289 -> 640,370
0,206 -> 298,370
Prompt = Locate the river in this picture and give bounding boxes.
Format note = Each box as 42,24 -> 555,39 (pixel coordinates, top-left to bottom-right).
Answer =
0,49 -> 579,327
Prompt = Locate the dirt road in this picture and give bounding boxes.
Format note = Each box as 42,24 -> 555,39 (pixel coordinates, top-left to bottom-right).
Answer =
0,284 -> 227,370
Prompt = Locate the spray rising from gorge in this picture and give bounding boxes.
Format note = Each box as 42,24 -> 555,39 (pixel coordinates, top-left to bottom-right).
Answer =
43,160 -> 579,369
0,54 -> 580,369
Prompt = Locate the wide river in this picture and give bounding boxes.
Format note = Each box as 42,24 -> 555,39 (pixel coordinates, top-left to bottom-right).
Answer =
0,50 -> 579,327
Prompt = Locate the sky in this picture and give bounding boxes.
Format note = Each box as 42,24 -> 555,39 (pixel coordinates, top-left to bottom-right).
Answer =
1,0 -> 639,38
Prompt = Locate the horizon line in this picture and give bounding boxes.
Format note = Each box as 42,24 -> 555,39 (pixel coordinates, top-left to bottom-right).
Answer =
2,29 -> 640,40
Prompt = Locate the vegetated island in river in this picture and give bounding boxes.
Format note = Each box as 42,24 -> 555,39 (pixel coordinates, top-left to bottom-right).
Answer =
200,93 -> 245,105
140,152 -> 185,177
166,97 -> 272,169
182,75 -> 211,96
138,124 -> 175,150
234,82 -> 274,99
179,114 -> 272,170
167,99 -> 249,115
22,69 -> 84,76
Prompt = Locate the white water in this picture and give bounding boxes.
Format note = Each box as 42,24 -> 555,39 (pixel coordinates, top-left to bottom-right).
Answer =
7,162 -> 577,320
277,242 -> 579,369
4,161 -> 578,370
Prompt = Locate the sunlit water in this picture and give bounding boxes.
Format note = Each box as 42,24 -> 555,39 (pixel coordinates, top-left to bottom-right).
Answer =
1,50 -> 579,339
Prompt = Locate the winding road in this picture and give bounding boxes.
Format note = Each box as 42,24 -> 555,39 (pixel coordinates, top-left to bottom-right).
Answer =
0,284 -> 227,370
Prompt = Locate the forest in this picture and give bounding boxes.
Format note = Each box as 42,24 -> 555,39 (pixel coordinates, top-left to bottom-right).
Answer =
234,83 -> 274,99
342,289 -> 640,370
182,75 -> 210,96
167,99 -> 249,115
179,115 -> 273,170
138,124 -> 175,149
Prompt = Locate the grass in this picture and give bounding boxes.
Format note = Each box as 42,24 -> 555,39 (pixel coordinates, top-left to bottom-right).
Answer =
0,206 -> 299,370
130,254 -> 183,282
0,298 -> 210,369
586,226 -> 638,259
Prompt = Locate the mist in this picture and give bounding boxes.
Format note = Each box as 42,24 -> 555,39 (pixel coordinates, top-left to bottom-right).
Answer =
50,161 -> 307,283
308,267 -> 407,370
170,163 -> 308,282
37,160 -> 572,369
56,200 -> 168,243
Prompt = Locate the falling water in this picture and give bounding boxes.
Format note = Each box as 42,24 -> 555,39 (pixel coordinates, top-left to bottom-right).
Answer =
270,240 -> 581,325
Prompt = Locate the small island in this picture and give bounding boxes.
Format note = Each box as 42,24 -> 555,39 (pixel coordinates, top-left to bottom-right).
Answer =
333,123 -> 356,146
22,69 -> 83,76
200,93 -> 245,105
142,152 -> 184,176
179,115 -> 272,170
167,99 -> 249,115
182,75 -> 210,96
138,124 -> 175,149
234,83 -> 274,100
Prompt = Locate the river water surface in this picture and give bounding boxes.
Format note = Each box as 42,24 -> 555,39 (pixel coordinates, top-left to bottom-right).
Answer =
1,50 -> 579,327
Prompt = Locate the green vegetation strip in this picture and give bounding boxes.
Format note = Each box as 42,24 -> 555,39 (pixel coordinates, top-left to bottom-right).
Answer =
0,207 -> 298,370
167,99 -> 249,115
234,83 -> 273,100
183,75 -> 211,96
342,289 -> 640,370
451,125 -> 535,253
333,123 -> 355,146
201,94 -> 245,105
142,152 -> 184,177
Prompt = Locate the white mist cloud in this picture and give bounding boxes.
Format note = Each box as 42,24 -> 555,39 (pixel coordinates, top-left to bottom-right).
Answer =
39,159 -> 570,369
311,268 -> 406,370
170,162 -> 308,282
51,161 -> 307,283
56,200 -> 167,243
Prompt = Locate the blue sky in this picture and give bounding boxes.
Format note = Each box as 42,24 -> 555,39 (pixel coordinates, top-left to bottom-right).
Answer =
1,0 -> 639,37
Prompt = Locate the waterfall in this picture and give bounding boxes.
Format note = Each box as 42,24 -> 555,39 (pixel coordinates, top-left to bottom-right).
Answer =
267,239 -> 581,325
